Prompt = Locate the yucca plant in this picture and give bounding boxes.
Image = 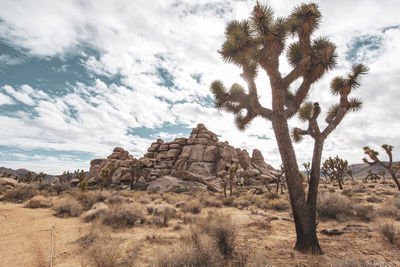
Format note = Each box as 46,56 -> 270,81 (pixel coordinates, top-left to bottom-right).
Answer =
210,2 -> 368,254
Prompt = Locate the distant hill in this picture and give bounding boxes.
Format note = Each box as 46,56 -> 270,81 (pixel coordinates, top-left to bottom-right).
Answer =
348,162 -> 396,179
0,167 -> 58,183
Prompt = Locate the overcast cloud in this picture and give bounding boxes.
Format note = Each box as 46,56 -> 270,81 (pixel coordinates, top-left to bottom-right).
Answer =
0,0 -> 399,174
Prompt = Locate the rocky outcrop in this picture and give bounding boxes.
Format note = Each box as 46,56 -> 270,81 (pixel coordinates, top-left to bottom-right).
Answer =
88,123 -> 279,192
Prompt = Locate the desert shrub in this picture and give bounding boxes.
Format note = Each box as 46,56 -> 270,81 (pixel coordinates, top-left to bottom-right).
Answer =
353,204 -> 375,222
182,200 -> 202,214
317,193 -> 353,220
152,204 -> 176,226
102,203 -> 144,229
105,195 -> 130,206
222,196 -> 235,206
38,182 -> 53,192
394,199 -> 400,210
25,195 -> 52,209
53,197 -> 83,217
3,184 -> 38,202
90,239 -> 124,267
265,192 -> 280,200
235,248 -> 270,267
76,190 -> 111,210
83,203 -> 109,222
353,186 -> 367,194
194,213 -> 238,257
78,222 -> 111,248
337,259 -> 385,267
154,233 -> 221,267
378,220 -> 400,245
201,197 -> 221,207
53,182 -> 70,195
268,198 -> 290,211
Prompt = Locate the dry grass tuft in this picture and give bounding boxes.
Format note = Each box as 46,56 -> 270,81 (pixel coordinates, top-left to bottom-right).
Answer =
154,233 -> 221,267
378,219 -> 400,245
82,202 -> 109,222
53,197 -> 83,217
181,200 -> 202,214
102,203 -> 144,229
25,195 -> 52,209
268,198 -> 290,211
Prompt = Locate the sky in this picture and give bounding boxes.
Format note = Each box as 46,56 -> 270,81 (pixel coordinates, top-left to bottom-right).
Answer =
0,0 -> 399,174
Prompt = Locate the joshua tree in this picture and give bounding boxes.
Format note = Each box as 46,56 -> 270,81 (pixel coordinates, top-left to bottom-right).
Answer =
129,159 -> 145,190
1,171 -> 12,178
364,170 -> 380,183
210,3 -> 367,253
321,156 -> 350,190
59,171 -> 73,184
228,164 -> 239,196
74,169 -> 86,188
346,169 -> 354,182
22,171 -> 33,184
35,172 -> 47,184
363,145 -> 400,191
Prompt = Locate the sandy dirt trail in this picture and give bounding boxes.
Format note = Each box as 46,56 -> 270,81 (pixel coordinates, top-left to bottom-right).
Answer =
0,202 -> 89,267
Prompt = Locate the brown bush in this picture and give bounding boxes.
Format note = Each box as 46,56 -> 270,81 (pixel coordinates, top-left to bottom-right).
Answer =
77,222 -> 111,248
82,203 -> 109,222
376,200 -> 400,219
154,233 -> 221,267
53,197 -> 83,217
25,195 -> 52,209
75,190 -> 111,210
152,204 -> 176,226
90,239 -> 124,267
102,203 -> 144,229
265,192 -> 280,200
353,204 -> 375,222
182,200 -> 202,214
317,193 -> 353,220
3,184 -> 38,202
194,212 -> 238,257
379,220 -> 400,245
268,198 -> 290,211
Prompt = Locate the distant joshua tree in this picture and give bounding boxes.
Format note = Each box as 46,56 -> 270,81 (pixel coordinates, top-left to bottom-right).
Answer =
303,162 -> 311,183
210,2 -> 367,253
321,156 -> 349,190
129,159 -> 145,190
35,172 -> 47,184
364,170 -> 380,183
363,145 -> 400,191
228,164 -> 239,196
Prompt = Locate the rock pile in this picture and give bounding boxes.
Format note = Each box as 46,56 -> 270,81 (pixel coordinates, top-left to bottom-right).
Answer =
88,123 -> 279,192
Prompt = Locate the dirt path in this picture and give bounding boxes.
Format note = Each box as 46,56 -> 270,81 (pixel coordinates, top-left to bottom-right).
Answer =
0,202 -> 89,267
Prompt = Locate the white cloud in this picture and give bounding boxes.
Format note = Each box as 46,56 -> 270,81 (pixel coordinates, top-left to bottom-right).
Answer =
2,85 -> 36,106
0,92 -> 14,105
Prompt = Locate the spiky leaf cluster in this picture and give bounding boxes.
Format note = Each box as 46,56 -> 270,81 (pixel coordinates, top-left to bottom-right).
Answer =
298,101 -> 313,121
287,3 -> 321,34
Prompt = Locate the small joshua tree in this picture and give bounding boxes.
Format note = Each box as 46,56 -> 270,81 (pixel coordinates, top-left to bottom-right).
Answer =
228,164 -> 239,196
100,168 -> 110,192
59,171 -> 73,184
35,172 -> 47,184
364,170 -> 380,183
321,156 -> 349,190
210,2 -> 368,253
75,169 -> 86,190
363,145 -> 400,191
22,171 -> 33,184
303,162 -> 311,183
129,159 -> 145,190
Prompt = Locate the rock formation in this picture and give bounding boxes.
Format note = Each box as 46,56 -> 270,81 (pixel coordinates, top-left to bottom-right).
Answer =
89,123 -> 278,192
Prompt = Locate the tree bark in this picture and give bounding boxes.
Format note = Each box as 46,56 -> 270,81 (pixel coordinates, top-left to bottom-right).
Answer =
272,116 -> 322,254
389,170 -> 400,191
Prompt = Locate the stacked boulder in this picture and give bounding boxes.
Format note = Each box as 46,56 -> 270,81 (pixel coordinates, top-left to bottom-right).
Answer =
89,147 -> 134,185
88,123 -> 279,192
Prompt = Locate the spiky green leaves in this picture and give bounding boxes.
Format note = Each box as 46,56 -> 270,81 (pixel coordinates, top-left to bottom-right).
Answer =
251,3 -> 274,36
298,101 -> 313,121
291,128 -> 303,143
330,77 -> 346,95
312,37 -> 337,71
221,20 -> 253,66
287,42 -> 301,67
347,64 -> 368,89
348,97 -> 363,112
211,80 -> 228,109
287,3 -> 321,34
325,104 -> 340,123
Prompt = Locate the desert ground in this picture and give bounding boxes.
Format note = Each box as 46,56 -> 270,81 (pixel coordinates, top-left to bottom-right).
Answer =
0,179 -> 399,267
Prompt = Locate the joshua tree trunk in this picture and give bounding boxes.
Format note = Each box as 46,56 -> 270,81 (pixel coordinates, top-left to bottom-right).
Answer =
272,117 -> 322,254
229,177 -> 233,196
389,170 -> 400,191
